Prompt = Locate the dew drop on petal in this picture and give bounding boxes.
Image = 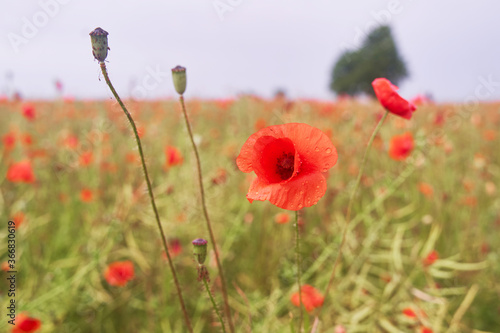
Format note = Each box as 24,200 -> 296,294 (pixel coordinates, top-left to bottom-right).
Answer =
322,168 -> 327,172
326,148 -> 332,154
314,147 -> 319,152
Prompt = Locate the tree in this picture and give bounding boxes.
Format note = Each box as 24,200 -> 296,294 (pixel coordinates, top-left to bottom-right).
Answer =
330,25 -> 408,97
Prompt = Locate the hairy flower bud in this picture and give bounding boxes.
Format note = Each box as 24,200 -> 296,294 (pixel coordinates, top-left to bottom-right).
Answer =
172,66 -> 187,95
192,238 -> 208,265
89,27 -> 109,62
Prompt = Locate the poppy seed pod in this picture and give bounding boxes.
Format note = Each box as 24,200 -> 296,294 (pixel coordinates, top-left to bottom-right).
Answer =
172,66 -> 187,95
89,27 -> 109,62
192,238 -> 208,265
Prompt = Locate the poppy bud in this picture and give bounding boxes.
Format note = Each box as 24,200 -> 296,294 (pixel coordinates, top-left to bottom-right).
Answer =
172,65 -> 187,95
89,27 -> 109,62
192,238 -> 208,265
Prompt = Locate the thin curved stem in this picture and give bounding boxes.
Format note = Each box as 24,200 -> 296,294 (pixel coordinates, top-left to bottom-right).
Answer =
203,272 -> 227,333
320,111 -> 389,314
99,62 -> 193,333
178,95 -> 235,333
295,210 -> 303,332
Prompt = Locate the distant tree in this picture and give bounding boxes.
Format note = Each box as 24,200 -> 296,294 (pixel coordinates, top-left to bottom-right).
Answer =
330,25 -> 408,97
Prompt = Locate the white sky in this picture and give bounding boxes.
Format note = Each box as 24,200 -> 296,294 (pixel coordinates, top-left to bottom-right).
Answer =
1,0 -> 499,102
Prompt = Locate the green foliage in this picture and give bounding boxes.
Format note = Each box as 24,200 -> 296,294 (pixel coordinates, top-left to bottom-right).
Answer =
330,25 -> 408,96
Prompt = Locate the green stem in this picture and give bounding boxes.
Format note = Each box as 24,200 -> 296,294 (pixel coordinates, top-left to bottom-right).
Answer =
202,271 -> 227,333
320,111 -> 389,312
99,62 -> 193,333
178,95 -> 235,333
295,210 -> 303,332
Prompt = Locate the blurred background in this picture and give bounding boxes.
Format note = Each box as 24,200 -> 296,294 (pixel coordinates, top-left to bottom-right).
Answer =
0,0 -> 499,102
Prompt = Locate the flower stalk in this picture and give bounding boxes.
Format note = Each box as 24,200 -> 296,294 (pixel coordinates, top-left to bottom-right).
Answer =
295,210 -> 303,332
320,111 -> 389,315
174,68 -> 235,333
97,60 -> 193,333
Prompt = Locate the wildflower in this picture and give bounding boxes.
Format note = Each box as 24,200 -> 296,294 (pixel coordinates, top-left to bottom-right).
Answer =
12,212 -> 25,229
11,313 -> 41,333
1,261 -> 9,272
80,189 -> 93,202
104,260 -> 134,287
3,132 -> 16,150
402,308 -> 417,318
418,182 -> 434,198
22,134 -> 33,146
372,78 -> 416,120
420,327 -> 433,333
423,250 -> 439,267
6,161 -> 35,183
79,151 -> 93,166
389,132 -> 414,161
162,238 -> 183,259
236,123 -> 337,210
22,104 -> 36,121
290,284 -> 324,312
274,212 -> 291,224
165,146 -> 183,168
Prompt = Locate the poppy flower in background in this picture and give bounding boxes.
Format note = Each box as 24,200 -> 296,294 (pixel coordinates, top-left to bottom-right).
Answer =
290,284 -> 324,312
22,104 -> 36,121
104,260 -> 135,287
3,132 -> 16,150
423,250 -> 439,267
11,313 -> 41,333
402,308 -> 417,318
165,146 -> 184,168
420,327 -> 433,333
80,189 -> 93,202
372,78 -> 417,120
79,151 -> 93,167
1,261 -> 9,271
274,212 -> 291,224
236,123 -> 337,211
389,132 -> 414,161
162,238 -> 183,259
12,212 -> 25,229
6,161 -> 35,183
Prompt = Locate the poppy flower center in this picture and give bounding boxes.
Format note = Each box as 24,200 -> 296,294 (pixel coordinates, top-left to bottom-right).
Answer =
276,152 -> 295,180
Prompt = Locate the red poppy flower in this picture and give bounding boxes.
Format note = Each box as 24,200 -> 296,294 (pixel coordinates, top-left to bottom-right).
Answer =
274,212 -> 291,224
104,260 -> 134,287
11,313 -> 41,333
402,308 -> 417,318
6,161 -> 35,183
12,212 -> 25,229
389,132 -> 414,161
22,134 -> 33,146
22,104 -> 36,121
79,151 -> 93,167
162,238 -> 183,259
1,261 -> 9,272
372,78 -> 416,120
423,250 -> 439,267
420,327 -> 433,333
80,189 -> 93,202
290,284 -> 324,312
3,132 -> 16,150
165,146 -> 183,168
64,135 -> 79,149
236,123 -> 337,211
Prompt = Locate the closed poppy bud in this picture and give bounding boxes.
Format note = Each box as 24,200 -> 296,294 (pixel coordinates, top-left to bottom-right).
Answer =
172,66 -> 187,95
192,238 -> 208,265
89,27 -> 109,62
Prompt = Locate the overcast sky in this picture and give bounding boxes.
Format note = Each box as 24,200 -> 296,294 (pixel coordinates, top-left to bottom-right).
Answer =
1,0 -> 499,102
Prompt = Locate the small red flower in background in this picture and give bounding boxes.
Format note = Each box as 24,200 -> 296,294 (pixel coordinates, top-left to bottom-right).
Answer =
423,250 -> 439,267
236,123 -> 337,211
63,135 -> 79,149
165,146 -> 183,168
1,261 -> 9,271
372,78 -> 416,120
22,134 -> 33,146
22,104 -> 36,121
104,260 -> 134,287
80,189 -> 93,202
389,132 -> 414,161
11,313 -> 41,333
12,212 -> 25,229
3,132 -> 16,150
7,161 -> 36,183
420,327 -> 433,333
290,284 -> 324,312
418,182 -> 434,198
79,151 -> 93,167
274,212 -> 291,224
254,118 -> 267,131
211,168 -> 228,185
402,308 -> 417,318
162,238 -> 183,259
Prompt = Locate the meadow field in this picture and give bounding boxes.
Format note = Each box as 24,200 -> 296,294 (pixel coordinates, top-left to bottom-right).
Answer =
0,96 -> 499,332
